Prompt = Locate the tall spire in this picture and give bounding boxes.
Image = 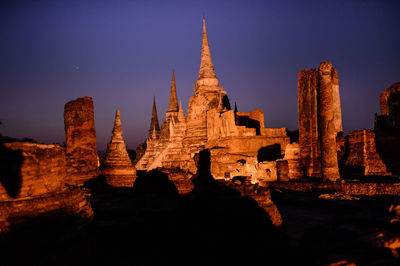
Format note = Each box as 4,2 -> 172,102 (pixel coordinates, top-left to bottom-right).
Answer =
197,18 -> 219,87
168,69 -> 179,112
149,96 -> 160,135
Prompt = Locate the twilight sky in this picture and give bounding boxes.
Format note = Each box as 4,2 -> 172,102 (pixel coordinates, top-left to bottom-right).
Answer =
1,0 -> 399,151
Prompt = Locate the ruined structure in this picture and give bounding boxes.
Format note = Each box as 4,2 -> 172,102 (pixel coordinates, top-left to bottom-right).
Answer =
374,82 -> 400,175
343,129 -> 390,176
64,97 -> 99,186
298,62 -> 342,181
376,82 -> 400,130
136,19 -> 289,182
101,110 -> 137,187
281,143 -> 303,180
0,142 -> 93,232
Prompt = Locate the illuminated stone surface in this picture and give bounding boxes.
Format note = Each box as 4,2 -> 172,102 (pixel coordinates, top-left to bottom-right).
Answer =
344,129 -> 390,176
298,62 -> 342,180
64,96 -> 99,185
0,142 -> 93,232
136,20 -> 289,182
318,62 -> 340,181
0,142 -> 66,201
101,110 -> 136,187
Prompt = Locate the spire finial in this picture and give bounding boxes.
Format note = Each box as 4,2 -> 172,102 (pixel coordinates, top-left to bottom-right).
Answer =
168,69 -> 178,112
149,96 -> 160,136
178,100 -> 185,122
197,18 -> 219,87
111,109 -> 123,140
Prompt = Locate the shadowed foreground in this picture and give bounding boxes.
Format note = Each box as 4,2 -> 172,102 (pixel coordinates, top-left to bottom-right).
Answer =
0,168 -> 286,266
1,174 -> 400,265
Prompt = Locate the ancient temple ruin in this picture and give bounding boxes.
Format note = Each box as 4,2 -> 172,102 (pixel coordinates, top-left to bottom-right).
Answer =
136,19 -> 289,182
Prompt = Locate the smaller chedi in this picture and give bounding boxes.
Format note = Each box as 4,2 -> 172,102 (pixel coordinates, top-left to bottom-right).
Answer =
101,110 -> 136,187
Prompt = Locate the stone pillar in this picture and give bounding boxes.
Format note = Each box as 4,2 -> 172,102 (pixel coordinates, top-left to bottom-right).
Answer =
332,68 -> 343,133
318,62 -> 340,181
298,69 -> 321,178
64,96 -> 99,186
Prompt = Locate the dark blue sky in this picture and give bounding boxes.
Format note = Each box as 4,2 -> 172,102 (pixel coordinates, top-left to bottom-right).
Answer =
1,0 -> 399,150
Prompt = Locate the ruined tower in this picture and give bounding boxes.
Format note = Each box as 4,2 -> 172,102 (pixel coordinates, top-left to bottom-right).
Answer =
101,110 -> 136,187
64,96 -> 99,185
298,62 -> 342,181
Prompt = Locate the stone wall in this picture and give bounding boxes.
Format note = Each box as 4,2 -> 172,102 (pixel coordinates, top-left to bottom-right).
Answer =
265,181 -> 400,196
64,97 -> 99,186
236,109 -> 265,135
0,142 -> 66,201
0,187 -> 93,232
0,142 -> 93,232
375,132 -> 400,175
283,143 -> 303,180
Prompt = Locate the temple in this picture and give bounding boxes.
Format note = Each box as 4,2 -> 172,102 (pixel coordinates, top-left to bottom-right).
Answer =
136,19 -> 289,182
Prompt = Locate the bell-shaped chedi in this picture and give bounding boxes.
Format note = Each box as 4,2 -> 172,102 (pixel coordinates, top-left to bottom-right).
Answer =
185,19 -> 225,150
101,110 -> 136,187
